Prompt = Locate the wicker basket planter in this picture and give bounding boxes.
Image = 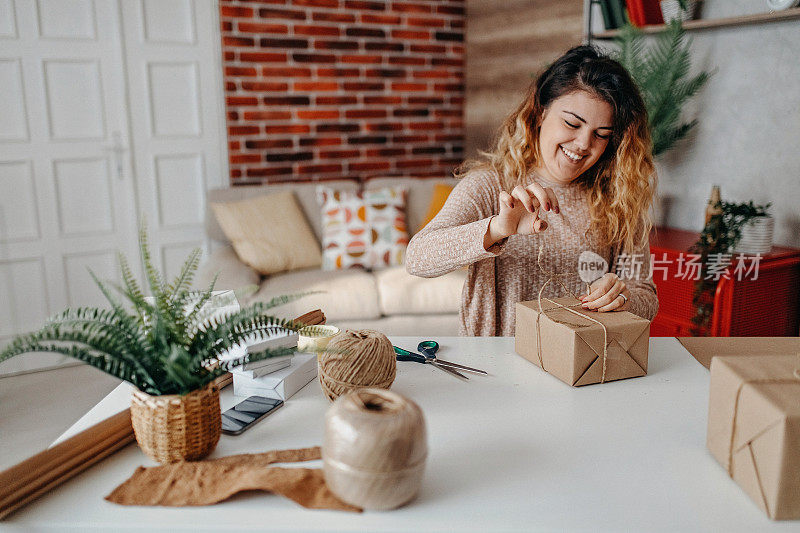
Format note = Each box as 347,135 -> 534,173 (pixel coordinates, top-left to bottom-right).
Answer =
130,382 -> 221,464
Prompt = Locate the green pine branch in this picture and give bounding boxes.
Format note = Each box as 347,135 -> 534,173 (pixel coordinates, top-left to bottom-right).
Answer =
613,20 -> 713,157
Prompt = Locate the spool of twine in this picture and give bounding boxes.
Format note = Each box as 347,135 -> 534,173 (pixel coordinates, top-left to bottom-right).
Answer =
322,388 -> 427,510
318,329 -> 396,402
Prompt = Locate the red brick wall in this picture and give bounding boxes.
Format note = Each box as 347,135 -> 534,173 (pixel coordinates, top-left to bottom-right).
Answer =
219,0 -> 465,184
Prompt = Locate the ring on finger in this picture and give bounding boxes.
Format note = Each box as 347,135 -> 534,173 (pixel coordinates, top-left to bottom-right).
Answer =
617,293 -> 628,306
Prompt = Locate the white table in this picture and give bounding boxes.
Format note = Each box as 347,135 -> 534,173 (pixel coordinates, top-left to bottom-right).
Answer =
4,337 -> 797,532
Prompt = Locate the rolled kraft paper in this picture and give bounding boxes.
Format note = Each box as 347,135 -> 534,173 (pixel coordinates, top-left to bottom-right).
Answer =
318,330 -> 396,402
323,388 -> 427,510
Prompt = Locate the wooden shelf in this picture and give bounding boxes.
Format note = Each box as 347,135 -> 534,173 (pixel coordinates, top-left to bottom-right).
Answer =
592,7 -> 800,39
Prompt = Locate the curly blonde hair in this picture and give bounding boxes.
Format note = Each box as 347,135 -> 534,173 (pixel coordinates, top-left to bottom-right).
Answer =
457,46 -> 656,255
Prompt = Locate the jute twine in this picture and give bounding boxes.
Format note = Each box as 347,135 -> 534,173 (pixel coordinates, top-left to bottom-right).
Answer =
318,330 -> 396,402
322,388 -> 427,510
534,245 -> 610,383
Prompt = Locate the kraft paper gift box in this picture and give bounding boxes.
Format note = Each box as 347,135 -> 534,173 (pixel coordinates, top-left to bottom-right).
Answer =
515,297 -> 650,387
707,355 -> 800,520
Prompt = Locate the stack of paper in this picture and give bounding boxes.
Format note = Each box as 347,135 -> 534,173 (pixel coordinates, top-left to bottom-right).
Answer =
233,353 -> 318,401
231,333 -> 299,377
233,356 -> 292,378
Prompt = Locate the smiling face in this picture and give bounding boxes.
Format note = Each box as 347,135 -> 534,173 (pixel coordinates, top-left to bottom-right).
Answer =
533,90 -> 614,186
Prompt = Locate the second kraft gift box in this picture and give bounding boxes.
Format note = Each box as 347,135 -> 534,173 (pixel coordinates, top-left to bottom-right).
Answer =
707,355 -> 800,520
515,297 -> 651,386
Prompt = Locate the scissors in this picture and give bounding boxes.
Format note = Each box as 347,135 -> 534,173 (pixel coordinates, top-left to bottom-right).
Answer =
394,341 -> 488,381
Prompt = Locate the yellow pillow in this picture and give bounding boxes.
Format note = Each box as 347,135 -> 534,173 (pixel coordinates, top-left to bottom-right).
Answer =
418,183 -> 454,232
211,191 -> 322,275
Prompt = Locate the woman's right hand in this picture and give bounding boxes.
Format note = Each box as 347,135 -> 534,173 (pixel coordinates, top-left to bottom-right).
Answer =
485,183 -> 559,247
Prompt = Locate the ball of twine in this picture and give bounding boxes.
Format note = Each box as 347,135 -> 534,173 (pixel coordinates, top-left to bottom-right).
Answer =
323,388 -> 427,510
318,329 -> 396,402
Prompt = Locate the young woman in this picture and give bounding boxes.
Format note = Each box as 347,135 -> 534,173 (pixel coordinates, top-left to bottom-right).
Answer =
406,45 -> 659,336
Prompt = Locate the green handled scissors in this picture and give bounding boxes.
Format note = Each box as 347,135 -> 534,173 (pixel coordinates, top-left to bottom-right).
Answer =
394,341 -> 487,381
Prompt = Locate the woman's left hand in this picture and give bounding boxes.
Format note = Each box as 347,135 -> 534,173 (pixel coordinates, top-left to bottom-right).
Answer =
580,273 -> 631,312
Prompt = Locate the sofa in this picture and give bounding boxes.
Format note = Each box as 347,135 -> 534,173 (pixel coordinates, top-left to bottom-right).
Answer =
197,177 -> 466,336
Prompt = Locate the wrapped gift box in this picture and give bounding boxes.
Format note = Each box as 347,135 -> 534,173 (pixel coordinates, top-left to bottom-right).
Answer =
515,297 -> 650,387
707,355 -> 800,520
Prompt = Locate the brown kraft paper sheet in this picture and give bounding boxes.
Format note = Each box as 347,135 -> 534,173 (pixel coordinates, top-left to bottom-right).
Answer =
515,297 -> 650,387
707,355 -> 800,520
678,337 -> 800,370
106,446 -> 361,512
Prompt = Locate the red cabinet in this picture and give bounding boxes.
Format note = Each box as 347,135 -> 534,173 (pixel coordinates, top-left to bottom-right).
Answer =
649,227 -> 800,337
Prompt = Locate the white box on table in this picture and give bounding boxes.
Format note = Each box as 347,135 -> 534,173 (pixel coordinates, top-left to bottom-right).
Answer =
233,353 -> 317,401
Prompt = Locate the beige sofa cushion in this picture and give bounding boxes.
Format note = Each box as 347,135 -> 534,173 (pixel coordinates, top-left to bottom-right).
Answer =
195,245 -> 260,292
205,177 -> 458,245
211,191 -> 321,275
251,267 -> 381,321
206,180 -> 359,244
375,266 -> 466,316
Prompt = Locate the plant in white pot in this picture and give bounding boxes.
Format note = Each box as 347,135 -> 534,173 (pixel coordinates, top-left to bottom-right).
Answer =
728,202 -> 774,255
689,200 -> 772,331
0,226 -> 305,464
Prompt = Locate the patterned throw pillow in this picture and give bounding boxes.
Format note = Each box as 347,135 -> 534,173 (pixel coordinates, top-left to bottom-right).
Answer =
317,186 -> 410,270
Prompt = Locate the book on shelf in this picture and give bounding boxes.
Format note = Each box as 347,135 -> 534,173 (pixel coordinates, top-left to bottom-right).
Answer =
625,0 -> 644,26
625,0 -> 664,26
641,0 -> 664,24
607,0 -> 628,29
594,0 -> 616,30
590,1 -> 608,33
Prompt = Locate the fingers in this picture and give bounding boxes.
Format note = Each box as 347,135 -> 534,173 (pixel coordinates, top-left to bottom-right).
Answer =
533,218 -> 548,232
596,292 -> 627,312
595,282 -> 627,312
525,182 -> 559,214
543,187 -> 560,214
580,272 -> 633,313
582,273 -> 617,303
499,190 -> 515,211
511,185 -> 539,214
581,274 -> 625,310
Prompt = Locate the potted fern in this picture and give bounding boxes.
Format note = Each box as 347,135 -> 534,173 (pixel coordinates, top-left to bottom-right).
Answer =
0,226 -> 305,464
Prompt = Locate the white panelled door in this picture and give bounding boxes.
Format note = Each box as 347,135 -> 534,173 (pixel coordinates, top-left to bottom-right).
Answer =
0,0 -> 138,374
120,0 -> 227,278
0,0 -> 226,375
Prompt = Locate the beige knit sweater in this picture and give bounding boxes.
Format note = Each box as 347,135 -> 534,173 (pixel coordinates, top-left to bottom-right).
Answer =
406,170 -> 659,336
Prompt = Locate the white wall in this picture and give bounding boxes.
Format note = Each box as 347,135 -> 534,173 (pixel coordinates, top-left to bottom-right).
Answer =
626,1 -> 800,246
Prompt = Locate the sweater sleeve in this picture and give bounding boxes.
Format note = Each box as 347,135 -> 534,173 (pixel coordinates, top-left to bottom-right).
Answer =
406,171 -> 507,278
610,234 -> 659,321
